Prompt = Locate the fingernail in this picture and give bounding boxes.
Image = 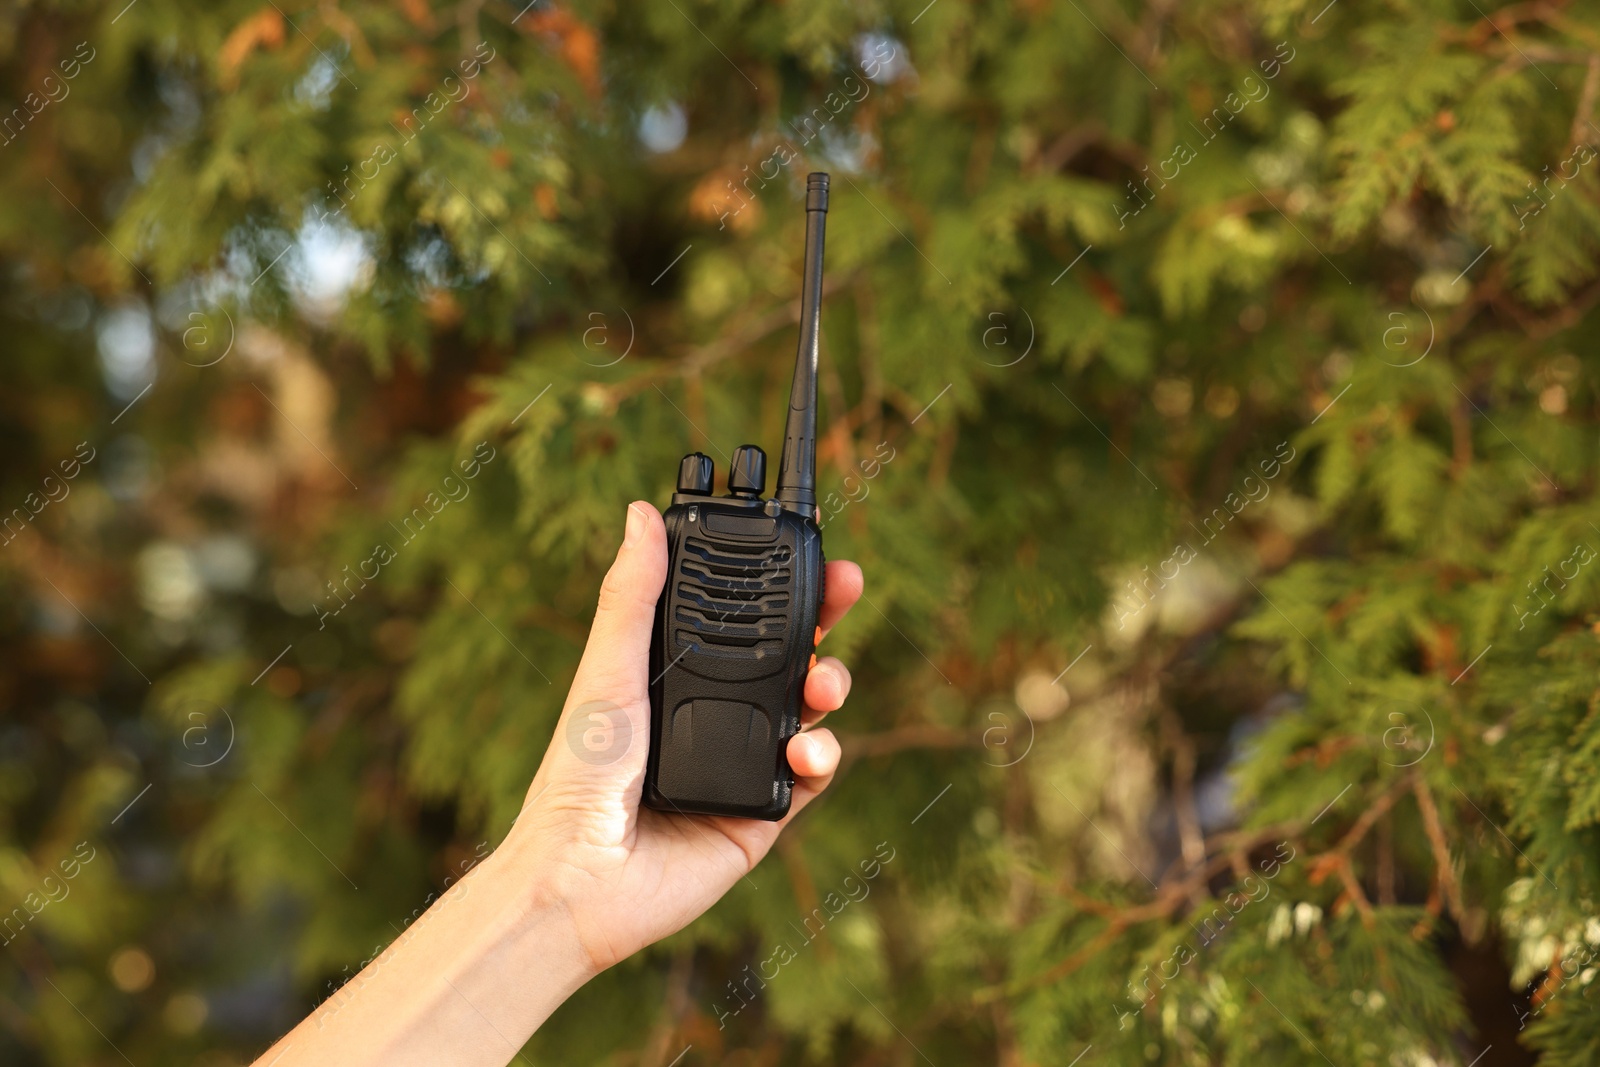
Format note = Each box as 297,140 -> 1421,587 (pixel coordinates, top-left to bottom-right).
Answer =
624,503 -> 645,547
793,733 -> 817,763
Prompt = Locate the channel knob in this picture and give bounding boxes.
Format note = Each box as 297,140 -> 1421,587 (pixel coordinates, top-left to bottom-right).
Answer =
729,445 -> 767,496
677,452 -> 714,494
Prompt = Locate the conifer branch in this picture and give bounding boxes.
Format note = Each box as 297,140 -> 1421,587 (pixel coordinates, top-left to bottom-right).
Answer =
1459,2 -> 1558,48
1376,811 -> 1398,905
977,917 -> 1129,1002
1491,277 -> 1600,338
1448,399 -> 1474,476
1334,856 -> 1375,927
1007,825 -> 1307,999
1493,43 -> 1593,67
1034,121 -> 1106,174
777,833 -> 832,960
641,947 -> 694,1067
612,275 -> 858,403
1411,778 -> 1468,934
1571,53 -> 1600,147
1330,774 -> 1413,855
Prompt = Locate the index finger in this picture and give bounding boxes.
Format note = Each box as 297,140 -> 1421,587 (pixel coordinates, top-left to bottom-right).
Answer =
818,560 -> 863,642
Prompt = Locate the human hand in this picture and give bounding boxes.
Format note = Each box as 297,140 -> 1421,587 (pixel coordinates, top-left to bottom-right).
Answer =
500,501 -> 863,975
252,505 -> 858,1066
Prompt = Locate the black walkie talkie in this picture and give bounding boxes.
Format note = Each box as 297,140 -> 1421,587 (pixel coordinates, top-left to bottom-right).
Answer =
642,173 -> 830,821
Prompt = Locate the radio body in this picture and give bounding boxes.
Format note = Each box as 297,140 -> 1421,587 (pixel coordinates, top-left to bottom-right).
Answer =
643,490 -> 822,819
642,173 -> 831,821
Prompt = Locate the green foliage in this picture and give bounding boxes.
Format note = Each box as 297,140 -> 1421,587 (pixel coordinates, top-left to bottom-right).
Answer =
8,0 -> 1600,1063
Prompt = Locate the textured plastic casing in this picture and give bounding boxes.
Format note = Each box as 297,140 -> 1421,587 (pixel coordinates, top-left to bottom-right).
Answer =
643,494 -> 823,820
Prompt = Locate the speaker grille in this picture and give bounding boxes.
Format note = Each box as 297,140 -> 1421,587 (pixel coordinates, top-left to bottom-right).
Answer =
673,537 -> 792,655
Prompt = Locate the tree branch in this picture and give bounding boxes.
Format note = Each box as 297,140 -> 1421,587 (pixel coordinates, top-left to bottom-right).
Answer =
1572,53 -> 1600,146
1412,777 -> 1468,933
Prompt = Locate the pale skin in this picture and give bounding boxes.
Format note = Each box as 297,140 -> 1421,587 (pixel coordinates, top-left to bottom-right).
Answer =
254,501 -> 864,1066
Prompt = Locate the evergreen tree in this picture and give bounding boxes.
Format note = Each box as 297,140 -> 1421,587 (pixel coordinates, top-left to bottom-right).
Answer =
3,0 -> 1600,1063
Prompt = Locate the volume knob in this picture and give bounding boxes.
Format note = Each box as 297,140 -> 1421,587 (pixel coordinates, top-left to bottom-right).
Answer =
677,452 -> 714,494
729,445 -> 767,496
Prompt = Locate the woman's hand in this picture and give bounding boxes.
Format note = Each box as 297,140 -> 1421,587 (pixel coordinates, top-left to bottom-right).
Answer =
499,500 -> 863,974
253,501 -> 860,1067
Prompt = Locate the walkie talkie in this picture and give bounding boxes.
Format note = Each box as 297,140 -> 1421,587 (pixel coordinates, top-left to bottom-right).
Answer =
642,173 -> 830,821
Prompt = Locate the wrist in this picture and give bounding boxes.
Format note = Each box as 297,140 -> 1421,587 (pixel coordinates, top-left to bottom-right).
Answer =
472,837 -> 600,996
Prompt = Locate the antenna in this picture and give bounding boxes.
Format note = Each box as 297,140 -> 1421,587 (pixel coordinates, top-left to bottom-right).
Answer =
776,172 -> 828,516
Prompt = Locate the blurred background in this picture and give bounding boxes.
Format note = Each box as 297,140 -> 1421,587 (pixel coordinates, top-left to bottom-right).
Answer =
7,0 -> 1600,1063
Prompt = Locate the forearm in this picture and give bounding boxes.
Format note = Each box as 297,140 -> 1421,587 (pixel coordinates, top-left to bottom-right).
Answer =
255,839 -> 595,1067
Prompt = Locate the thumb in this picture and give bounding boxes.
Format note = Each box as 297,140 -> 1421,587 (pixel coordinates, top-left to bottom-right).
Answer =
567,501 -> 667,708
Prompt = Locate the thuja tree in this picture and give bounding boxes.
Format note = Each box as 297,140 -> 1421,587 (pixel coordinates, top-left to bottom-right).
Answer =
5,0 -> 1600,1063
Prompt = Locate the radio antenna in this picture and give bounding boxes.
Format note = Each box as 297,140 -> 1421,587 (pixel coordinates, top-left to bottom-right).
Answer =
776,172 -> 828,516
